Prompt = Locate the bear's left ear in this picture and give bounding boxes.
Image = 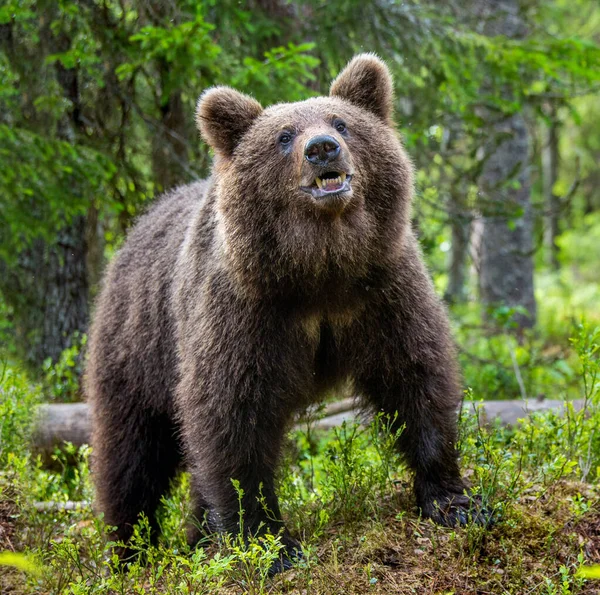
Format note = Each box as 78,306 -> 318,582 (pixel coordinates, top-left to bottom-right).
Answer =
196,87 -> 263,156
330,54 -> 394,124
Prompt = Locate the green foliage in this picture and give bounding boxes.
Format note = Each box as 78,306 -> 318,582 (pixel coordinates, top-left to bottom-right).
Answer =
0,126 -> 115,260
578,565 -> 600,579
0,363 -> 40,464
116,10 -> 221,99
230,43 -> 320,104
460,324 -> 600,510
557,213 -> 600,283
0,551 -> 41,575
42,332 -> 87,402
278,414 -> 404,540
456,315 -> 577,401
35,443 -> 92,503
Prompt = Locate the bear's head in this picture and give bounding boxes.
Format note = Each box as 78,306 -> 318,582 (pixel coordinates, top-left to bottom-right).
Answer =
196,54 -> 414,299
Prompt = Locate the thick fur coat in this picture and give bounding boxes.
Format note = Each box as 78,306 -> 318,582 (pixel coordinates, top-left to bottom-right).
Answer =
86,54 -> 473,569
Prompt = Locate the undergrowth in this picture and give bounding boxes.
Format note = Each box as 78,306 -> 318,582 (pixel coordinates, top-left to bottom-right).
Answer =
0,323 -> 598,594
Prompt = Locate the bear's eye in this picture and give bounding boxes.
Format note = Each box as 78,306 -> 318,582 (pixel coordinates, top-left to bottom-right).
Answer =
278,131 -> 294,145
334,120 -> 348,134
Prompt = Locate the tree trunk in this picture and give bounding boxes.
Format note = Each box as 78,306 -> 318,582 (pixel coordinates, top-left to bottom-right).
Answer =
542,112 -> 560,270
445,211 -> 471,304
0,20 -> 90,370
2,223 -> 88,369
475,0 -> 537,329
477,112 -> 537,328
36,32 -> 90,364
41,219 -> 89,363
19,24 -> 89,366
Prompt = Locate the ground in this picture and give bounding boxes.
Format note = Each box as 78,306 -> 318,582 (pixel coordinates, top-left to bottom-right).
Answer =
0,323 -> 599,594
1,412 -> 600,594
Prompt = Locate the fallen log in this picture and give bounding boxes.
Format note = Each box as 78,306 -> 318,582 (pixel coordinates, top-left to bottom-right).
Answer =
34,500 -> 91,512
32,403 -> 91,466
463,398 -> 585,427
32,398 -> 586,464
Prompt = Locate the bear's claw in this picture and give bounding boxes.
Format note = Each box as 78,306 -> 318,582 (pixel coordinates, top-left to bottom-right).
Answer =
268,538 -> 304,576
422,493 -> 494,528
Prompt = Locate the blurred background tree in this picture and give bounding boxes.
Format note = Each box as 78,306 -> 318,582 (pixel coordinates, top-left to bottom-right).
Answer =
0,0 -> 598,400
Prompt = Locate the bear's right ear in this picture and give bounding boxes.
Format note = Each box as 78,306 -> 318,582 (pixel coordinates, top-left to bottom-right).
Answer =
196,87 -> 263,157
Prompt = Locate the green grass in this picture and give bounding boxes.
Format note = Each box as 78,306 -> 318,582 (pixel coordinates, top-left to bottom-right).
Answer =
0,324 -> 599,594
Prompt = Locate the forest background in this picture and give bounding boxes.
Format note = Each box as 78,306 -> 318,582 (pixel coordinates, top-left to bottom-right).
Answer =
1,0 -> 599,400
1,1 -> 600,594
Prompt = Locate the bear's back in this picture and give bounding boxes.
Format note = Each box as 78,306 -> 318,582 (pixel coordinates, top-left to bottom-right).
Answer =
86,180 -> 210,415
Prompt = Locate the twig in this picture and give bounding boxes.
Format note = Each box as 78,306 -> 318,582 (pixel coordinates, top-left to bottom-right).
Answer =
509,344 -> 528,401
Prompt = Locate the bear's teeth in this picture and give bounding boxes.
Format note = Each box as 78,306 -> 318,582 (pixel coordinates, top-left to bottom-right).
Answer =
315,174 -> 348,190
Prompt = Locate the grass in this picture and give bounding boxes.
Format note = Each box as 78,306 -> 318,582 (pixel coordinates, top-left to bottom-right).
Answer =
0,324 -> 599,594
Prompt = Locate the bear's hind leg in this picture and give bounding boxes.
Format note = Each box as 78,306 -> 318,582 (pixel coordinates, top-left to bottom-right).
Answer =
92,407 -> 182,560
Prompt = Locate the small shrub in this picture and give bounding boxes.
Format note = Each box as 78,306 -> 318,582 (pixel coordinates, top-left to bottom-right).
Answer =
42,332 -> 86,402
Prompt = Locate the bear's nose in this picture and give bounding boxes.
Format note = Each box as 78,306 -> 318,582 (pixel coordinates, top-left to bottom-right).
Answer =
304,135 -> 340,165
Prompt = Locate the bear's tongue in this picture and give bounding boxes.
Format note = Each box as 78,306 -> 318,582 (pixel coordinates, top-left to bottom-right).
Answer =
315,172 -> 346,192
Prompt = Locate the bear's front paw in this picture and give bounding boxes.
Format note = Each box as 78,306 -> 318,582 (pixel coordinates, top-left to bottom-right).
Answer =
268,534 -> 303,576
419,491 -> 492,527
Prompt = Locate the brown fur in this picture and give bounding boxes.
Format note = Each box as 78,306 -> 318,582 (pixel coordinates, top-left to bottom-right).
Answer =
86,54 -> 476,569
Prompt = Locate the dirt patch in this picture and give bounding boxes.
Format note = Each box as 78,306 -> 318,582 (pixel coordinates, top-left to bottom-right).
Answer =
0,494 -> 17,552
573,507 -> 600,564
0,488 -> 28,595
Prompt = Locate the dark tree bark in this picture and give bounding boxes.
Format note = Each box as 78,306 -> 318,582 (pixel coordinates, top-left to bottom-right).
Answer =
445,209 -> 471,305
2,21 -> 91,368
542,110 -> 560,270
2,221 -> 88,368
36,30 -> 90,364
41,220 -> 89,362
477,112 -> 537,328
474,0 -> 537,329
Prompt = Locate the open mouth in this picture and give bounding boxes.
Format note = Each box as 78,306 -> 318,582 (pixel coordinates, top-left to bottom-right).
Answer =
300,171 -> 352,199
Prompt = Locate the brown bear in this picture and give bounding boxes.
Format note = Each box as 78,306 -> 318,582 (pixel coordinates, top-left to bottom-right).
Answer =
86,54 -> 480,572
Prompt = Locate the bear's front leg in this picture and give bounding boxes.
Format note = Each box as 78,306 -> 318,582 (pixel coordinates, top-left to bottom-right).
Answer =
175,295 -> 311,573
182,388 -> 303,573
351,250 -> 487,526
357,360 -> 477,525
185,412 -> 302,569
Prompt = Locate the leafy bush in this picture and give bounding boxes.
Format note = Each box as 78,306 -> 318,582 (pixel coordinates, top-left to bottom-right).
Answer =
557,213 -> 600,283
0,363 -> 40,464
42,333 -> 87,402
